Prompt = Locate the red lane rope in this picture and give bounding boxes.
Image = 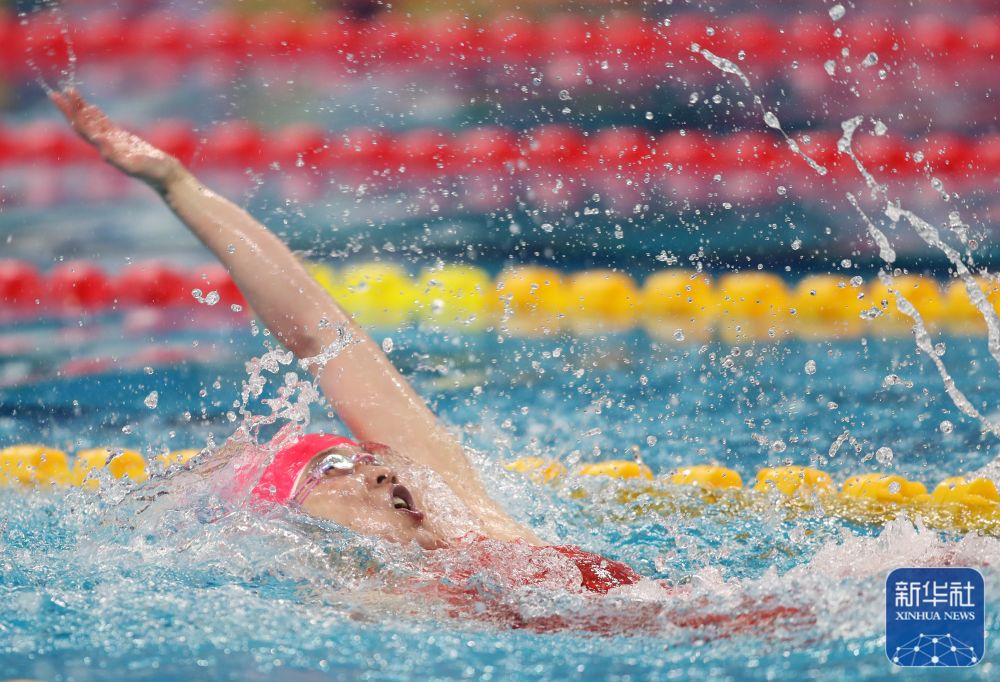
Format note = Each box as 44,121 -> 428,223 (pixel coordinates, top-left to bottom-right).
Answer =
3,11 -> 997,74
1,122 -> 996,179
0,259 -> 246,313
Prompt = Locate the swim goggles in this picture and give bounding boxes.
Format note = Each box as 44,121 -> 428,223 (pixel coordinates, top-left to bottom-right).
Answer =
291,444 -> 386,504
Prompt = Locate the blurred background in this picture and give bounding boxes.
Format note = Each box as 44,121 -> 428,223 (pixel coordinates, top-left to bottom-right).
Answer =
1,0 -> 996,274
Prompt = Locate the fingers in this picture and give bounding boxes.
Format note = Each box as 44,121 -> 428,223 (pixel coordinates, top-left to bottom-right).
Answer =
67,88 -> 88,112
49,91 -> 73,120
49,89 -> 114,145
79,105 -> 116,142
50,88 -> 93,138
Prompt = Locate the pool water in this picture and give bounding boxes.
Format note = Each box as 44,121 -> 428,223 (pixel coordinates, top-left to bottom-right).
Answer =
2,314 -> 998,680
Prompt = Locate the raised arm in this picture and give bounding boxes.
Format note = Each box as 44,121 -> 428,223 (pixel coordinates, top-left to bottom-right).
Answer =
52,89 -> 540,544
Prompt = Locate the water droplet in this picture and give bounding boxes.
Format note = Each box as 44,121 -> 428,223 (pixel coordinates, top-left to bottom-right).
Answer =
861,52 -> 878,68
191,289 -> 220,306
876,447 -> 894,466
939,420 -> 954,434
144,391 -> 159,409
776,186 -> 787,196
824,60 -> 837,76
804,360 -> 817,375
645,111 -> 654,120
829,4 -> 846,21
673,329 -> 685,341
121,424 -> 133,435
763,111 -> 780,129
873,120 -> 888,136
558,90 -> 571,101
791,238 -> 802,250
840,259 -> 852,269
646,435 -> 658,447
771,440 -> 787,453
850,276 -> 864,287
689,92 -> 700,104
541,223 -> 554,233
382,337 -> 394,353
913,151 -> 925,163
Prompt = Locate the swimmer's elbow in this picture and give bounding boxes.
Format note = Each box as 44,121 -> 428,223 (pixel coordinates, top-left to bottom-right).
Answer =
280,328 -> 323,360
287,326 -> 352,364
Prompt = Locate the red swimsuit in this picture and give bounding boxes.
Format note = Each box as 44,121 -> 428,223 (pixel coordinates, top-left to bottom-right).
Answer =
547,544 -> 643,593
427,535 -> 642,595
423,536 -> 808,635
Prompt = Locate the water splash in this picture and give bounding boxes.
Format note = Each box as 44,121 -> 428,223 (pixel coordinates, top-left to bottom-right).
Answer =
838,116 -> 886,197
696,48 -> 828,177
22,0 -> 77,95
872,262 -> 1000,439
699,24 -> 1000,462
885,204 -> 1000,368
846,192 -> 895,264
695,47 -> 752,89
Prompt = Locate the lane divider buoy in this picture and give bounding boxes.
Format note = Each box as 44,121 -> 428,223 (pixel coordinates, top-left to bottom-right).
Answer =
4,260 -> 1000,338
3,443 -> 998,533
502,458 -> 1000,534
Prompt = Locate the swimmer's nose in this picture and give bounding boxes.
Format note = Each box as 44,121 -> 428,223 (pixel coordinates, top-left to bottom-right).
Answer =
363,464 -> 396,489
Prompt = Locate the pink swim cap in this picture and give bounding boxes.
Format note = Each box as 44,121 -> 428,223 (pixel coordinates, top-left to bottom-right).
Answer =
251,433 -> 357,504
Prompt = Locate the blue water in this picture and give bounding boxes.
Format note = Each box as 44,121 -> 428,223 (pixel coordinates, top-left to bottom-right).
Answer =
3,1 -> 998,675
2,315 -> 999,680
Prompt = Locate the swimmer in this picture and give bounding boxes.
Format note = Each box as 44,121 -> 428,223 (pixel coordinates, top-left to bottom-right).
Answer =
50,89 -> 592,556
51,90 -> 806,632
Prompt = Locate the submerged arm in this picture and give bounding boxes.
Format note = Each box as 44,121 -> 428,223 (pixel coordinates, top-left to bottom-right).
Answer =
52,89 -> 540,544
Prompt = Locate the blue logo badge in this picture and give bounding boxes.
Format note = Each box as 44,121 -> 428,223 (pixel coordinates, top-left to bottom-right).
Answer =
886,567 -> 984,667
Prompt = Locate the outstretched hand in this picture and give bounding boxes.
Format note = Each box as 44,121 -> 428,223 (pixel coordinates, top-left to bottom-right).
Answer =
50,88 -> 184,190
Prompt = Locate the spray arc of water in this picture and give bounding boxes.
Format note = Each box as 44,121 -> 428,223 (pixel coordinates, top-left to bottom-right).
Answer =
695,30 -> 1000,463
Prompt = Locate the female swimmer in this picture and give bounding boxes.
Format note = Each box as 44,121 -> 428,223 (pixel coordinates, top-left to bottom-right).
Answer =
49,88 -> 638,577
51,90 -> 806,633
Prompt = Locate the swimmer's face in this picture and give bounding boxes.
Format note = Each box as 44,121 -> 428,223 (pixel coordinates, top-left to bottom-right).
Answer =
292,444 -> 446,550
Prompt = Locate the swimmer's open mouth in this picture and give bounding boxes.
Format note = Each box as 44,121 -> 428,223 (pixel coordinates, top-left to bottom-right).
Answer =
391,484 -> 424,521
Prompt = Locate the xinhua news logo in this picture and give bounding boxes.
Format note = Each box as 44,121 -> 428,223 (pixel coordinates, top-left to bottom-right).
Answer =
885,567 -> 985,667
